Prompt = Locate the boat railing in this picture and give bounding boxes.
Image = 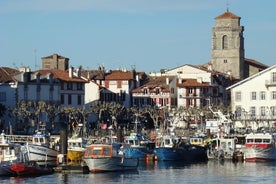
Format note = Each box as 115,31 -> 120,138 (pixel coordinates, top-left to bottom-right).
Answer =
4,135 -> 32,144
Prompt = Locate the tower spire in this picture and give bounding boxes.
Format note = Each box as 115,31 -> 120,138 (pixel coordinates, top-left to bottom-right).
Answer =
226,0 -> 229,12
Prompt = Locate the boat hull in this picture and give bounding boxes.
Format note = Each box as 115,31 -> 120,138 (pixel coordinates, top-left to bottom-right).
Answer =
67,149 -> 85,162
26,144 -> 59,166
154,145 -> 208,161
83,156 -> 138,173
0,162 -> 16,176
124,147 -> 153,160
244,146 -> 276,162
10,162 -> 54,176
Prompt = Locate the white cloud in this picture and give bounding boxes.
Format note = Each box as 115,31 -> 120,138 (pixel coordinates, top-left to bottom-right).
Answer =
0,0 -> 220,14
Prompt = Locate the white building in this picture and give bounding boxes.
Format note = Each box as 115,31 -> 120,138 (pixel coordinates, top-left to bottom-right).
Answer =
226,65 -> 276,130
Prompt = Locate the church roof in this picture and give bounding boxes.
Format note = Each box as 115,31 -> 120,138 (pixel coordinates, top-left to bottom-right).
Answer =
216,11 -> 240,19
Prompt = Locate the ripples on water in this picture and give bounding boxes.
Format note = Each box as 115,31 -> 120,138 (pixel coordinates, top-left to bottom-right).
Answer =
2,161 -> 276,184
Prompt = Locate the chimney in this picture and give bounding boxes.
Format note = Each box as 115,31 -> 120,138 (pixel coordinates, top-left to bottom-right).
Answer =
69,66 -> 74,78
76,66 -> 81,77
166,77 -> 169,85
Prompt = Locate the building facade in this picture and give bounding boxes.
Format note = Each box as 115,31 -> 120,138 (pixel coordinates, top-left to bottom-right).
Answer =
227,65 -> 276,130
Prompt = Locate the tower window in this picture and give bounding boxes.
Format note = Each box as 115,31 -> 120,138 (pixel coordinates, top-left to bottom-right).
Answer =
222,35 -> 228,49
224,59 -> 228,63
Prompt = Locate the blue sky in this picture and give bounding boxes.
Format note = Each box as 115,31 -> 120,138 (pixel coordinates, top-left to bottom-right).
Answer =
1,0 -> 276,73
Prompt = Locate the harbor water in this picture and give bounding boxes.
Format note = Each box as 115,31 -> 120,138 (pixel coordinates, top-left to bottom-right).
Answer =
1,160 -> 276,184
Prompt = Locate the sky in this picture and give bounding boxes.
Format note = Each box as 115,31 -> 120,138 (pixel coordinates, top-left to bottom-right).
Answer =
1,0 -> 276,73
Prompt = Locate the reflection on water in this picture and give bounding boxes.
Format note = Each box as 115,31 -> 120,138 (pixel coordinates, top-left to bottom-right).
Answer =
1,161 -> 276,184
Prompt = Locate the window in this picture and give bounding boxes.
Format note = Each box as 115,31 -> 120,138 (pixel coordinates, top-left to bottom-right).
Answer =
271,106 -> 276,116
235,91 -> 241,101
250,106 -> 256,117
272,91 -> 276,100
61,94 -> 64,104
222,35 -> 228,49
68,94 -> 72,105
143,88 -> 148,94
78,95 -> 82,105
251,92 -> 256,100
272,72 -> 276,83
224,59 -> 227,63
60,82 -> 64,90
260,91 -> 266,100
250,106 -> 256,118
171,88 -> 174,94
0,92 -> 6,102
77,83 -> 83,90
67,83 -> 73,90
260,106 -> 266,116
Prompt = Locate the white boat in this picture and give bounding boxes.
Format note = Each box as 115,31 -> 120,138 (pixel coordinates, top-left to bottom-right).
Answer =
83,143 -> 139,173
244,132 -> 276,162
0,132 -> 27,176
24,126 -> 59,166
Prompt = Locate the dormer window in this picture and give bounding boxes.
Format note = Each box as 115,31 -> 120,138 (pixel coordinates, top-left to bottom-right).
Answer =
143,88 -> 148,94
156,88 -> 160,95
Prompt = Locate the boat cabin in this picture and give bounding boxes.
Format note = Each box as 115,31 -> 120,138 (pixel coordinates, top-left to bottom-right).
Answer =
245,133 -> 275,148
84,143 -> 122,158
156,135 -> 180,148
0,132 -> 23,162
189,136 -> 206,147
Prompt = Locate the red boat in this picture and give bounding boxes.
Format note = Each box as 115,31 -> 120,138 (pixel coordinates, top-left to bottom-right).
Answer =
10,161 -> 54,176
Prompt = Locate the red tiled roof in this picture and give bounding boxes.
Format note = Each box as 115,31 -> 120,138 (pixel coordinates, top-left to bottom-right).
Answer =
216,11 -> 240,19
132,76 -> 173,93
105,70 -> 135,80
177,78 -> 211,87
0,67 -> 20,83
35,69 -> 87,82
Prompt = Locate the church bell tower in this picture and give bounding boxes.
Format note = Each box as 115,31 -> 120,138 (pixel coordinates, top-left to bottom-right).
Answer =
211,10 -> 245,79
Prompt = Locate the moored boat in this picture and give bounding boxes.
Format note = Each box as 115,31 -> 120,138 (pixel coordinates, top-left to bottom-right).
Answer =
154,134 -> 208,162
67,137 -> 86,162
0,131 -> 27,176
244,132 -> 276,162
24,125 -> 59,166
123,133 -> 155,160
10,160 -> 54,176
83,143 -> 139,173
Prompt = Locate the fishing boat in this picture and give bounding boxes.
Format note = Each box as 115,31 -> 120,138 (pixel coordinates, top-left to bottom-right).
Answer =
154,134 -> 208,162
123,133 -> 155,160
0,131 -> 27,176
10,160 -> 54,176
24,125 -> 59,166
83,142 -> 139,173
67,123 -> 87,162
67,137 -> 86,162
244,132 -> 276,162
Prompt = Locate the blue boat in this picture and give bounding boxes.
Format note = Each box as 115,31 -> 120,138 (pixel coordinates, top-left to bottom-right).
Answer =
154,134 -> 208,162
123,133 -> 155,160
